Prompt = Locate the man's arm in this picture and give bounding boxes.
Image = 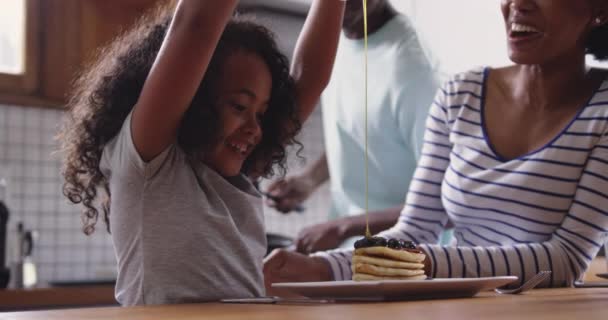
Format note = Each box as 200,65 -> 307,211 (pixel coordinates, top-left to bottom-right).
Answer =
265,153 -> 330,213
303,152 -> 330,189
339,206 -> 402,238
295,205 -> 402,253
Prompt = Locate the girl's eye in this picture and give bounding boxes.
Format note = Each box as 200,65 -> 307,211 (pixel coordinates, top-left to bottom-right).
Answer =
231,103 -> 246,111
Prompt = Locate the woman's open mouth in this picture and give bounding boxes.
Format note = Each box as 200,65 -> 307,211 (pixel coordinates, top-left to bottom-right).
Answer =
508,22 -> 543,43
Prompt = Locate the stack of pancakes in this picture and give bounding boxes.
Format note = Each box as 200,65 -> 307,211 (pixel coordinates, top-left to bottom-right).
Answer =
352,242 -> 427,281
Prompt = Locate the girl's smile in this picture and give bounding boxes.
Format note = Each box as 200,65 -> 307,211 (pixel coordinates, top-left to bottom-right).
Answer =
206,51 -> 271,176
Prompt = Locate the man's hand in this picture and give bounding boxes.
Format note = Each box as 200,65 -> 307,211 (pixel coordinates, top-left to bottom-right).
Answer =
265,175 -> 316,213
295,221 -> 347,254
263,249 -> 332,296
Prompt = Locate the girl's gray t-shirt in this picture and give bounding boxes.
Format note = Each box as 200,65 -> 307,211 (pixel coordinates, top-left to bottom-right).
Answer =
99,114 -> 266,306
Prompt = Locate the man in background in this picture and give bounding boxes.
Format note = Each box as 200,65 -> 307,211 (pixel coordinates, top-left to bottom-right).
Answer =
266,0 -> 443,253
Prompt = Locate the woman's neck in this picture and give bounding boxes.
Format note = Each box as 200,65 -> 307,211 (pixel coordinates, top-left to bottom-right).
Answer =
507,55 -> 593,110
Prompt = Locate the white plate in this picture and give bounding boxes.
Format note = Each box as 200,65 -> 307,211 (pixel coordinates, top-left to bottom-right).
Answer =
272,276 -> 518,301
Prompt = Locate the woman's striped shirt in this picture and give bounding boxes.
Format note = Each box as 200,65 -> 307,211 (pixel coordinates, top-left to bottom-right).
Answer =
315,67 -> 608,287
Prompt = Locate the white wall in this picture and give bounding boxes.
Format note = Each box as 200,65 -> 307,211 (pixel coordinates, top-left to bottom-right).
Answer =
391,0 -> 510,75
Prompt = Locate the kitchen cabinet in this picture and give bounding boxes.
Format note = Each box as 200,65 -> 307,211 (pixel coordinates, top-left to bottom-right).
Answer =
0,285 -> 116,311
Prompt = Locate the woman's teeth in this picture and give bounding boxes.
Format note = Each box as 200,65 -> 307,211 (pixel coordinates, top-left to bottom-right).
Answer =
511,23 -> 540,33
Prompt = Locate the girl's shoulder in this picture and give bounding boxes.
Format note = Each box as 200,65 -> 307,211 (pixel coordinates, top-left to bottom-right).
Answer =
100,112 -> 187,181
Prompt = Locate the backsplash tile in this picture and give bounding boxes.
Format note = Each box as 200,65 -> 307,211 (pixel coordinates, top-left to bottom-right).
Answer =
0,103 -> 117,283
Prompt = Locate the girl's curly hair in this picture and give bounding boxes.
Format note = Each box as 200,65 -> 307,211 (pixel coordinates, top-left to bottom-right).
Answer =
58,6 -> 302,235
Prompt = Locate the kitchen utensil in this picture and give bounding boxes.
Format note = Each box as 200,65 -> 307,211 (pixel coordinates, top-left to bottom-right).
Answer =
494,271 -> 551,294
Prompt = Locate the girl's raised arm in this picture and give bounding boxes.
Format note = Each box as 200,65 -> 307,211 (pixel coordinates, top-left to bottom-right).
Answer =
131,0 -> 238,161
291,0 -> 346,121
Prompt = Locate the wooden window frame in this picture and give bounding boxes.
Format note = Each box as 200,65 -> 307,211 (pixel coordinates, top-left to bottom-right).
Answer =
0,0 -> 162,109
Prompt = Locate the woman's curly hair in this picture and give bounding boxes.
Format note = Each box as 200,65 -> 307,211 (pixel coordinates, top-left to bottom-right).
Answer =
58,6 -> 302,235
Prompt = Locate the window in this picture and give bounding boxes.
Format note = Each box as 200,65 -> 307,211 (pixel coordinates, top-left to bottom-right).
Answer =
0,0 -> 39,95
0,0 -> 25,74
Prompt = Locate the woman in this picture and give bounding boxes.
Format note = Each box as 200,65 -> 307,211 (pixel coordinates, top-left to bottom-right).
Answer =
264,0 -> 608,289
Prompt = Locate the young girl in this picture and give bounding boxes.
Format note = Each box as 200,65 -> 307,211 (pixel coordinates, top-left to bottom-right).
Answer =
58,0 -> 345,305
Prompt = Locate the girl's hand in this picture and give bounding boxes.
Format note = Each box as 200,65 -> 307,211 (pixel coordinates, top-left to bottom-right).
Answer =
263,249 -> 332,297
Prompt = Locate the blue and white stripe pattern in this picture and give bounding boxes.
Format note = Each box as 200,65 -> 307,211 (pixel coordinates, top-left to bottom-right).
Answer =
314,67 -> 608,287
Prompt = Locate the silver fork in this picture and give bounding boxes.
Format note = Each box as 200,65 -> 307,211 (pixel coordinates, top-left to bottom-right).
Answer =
495,271 -> 551,294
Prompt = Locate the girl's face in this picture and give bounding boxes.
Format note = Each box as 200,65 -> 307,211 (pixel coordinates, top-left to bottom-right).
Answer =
500,0 -> 599,65
205,51 -> 271,177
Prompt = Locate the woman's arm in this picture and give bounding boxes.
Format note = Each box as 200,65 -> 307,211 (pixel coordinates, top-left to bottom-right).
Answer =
391,98 -> 608,288
312,83 -> 454,280
291,0 -> 346,122
417,138 -> 608,287
385,82 -> 608,288
131,0 -> 238,161
276,74 -> 608,285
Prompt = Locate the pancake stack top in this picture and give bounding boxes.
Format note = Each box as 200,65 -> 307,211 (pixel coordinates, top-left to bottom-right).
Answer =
352,237 -> 427,281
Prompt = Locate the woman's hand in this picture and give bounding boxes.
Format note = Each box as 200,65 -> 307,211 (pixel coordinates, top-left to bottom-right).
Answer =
263,249 -> 332,296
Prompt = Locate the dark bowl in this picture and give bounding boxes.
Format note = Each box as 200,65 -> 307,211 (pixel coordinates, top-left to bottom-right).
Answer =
266,233 -> 293,255
0,268 -> 9,289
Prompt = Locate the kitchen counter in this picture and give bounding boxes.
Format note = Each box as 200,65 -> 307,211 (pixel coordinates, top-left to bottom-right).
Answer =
0,285 -> 116,311
0,257 -> 603,312
3,288 -> 608,320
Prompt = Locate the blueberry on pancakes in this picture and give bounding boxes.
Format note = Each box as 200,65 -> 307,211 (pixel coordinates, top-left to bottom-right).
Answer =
352,236 -> 427,281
